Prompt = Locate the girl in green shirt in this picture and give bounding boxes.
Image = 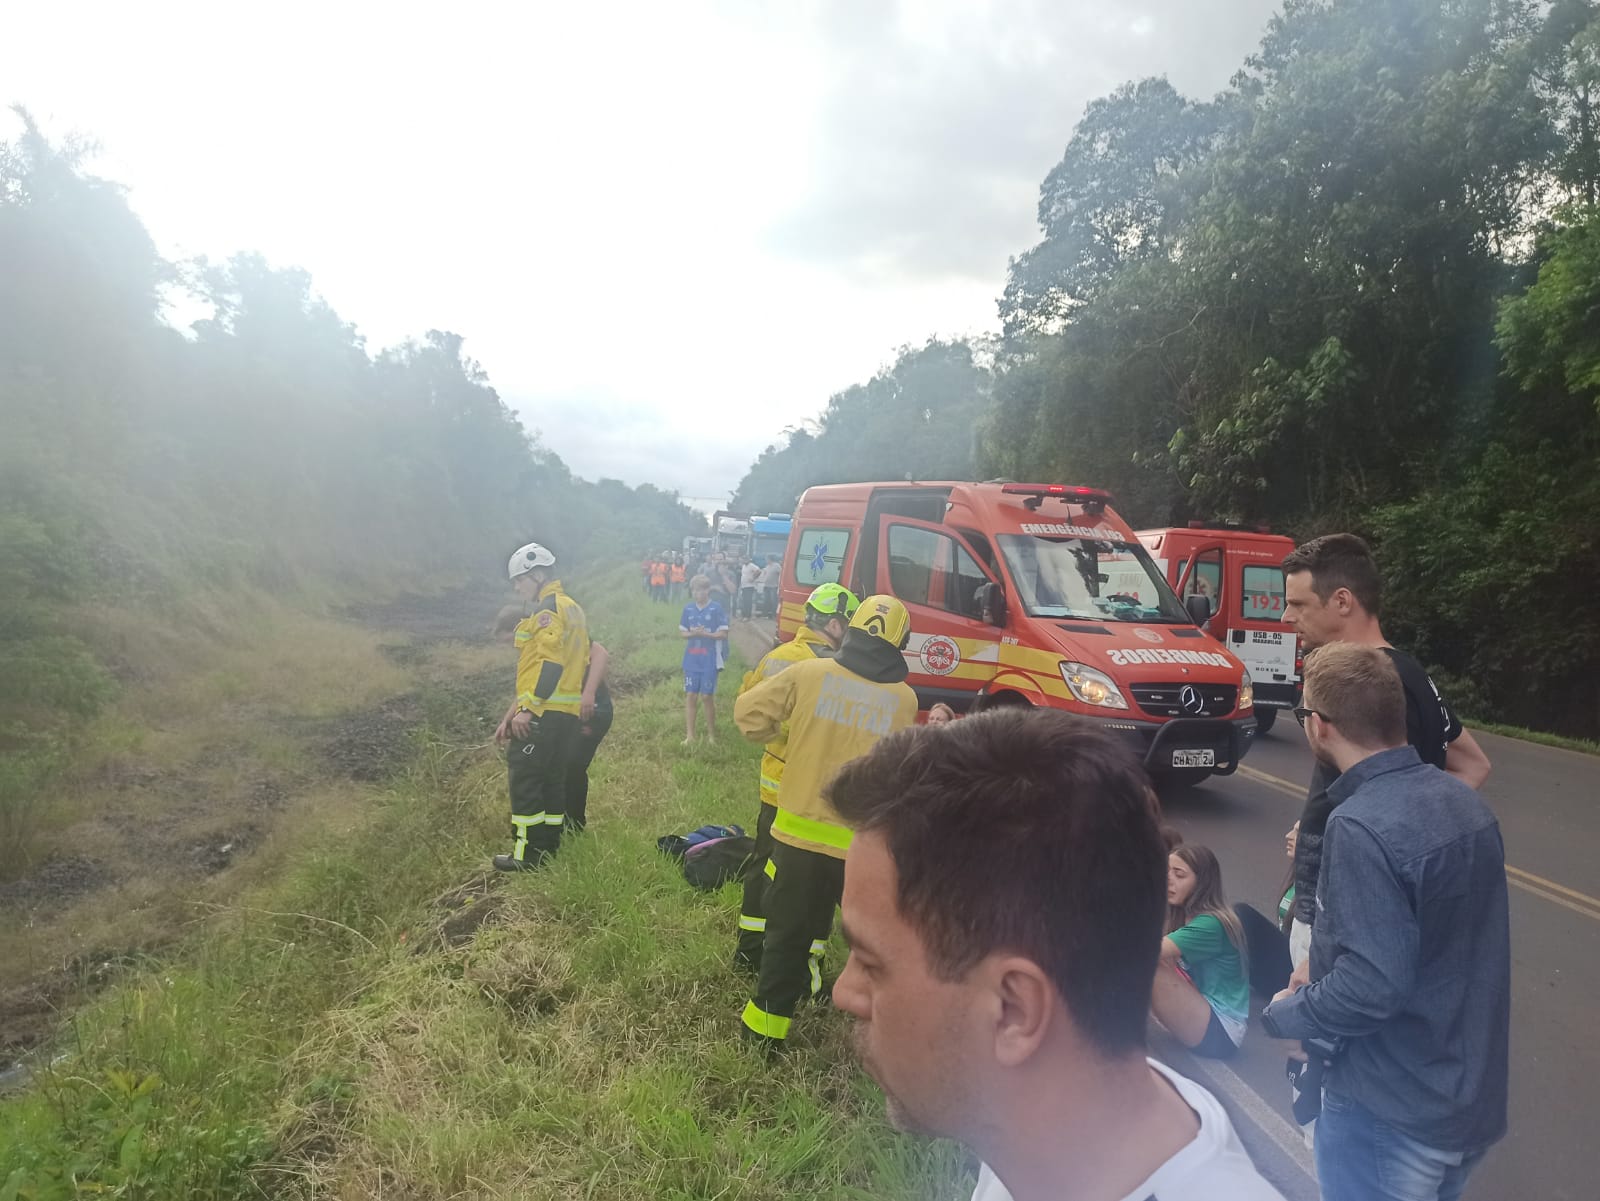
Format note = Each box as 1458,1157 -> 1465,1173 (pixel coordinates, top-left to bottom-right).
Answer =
1151,844 -> 1250,1058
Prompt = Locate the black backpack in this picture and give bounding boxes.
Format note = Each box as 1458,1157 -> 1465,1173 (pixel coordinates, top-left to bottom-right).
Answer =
681,834 -> 757,891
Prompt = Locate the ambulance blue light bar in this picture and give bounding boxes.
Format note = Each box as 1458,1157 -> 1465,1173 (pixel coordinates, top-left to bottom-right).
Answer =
1000,483 -> 1115,505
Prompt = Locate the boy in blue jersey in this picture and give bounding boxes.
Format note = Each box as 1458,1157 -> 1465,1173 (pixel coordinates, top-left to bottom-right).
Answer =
681,574 -> 729,745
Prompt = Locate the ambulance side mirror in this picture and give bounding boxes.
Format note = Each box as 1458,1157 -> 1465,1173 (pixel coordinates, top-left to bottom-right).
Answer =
1185,594 -> 1213,626
976,582 -> 1007,627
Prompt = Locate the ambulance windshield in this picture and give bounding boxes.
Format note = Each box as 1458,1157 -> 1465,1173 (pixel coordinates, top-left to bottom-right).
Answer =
996,534 -> 1191,623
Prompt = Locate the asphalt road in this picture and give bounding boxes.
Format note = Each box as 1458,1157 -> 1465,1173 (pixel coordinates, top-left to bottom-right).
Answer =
1164,721 -> 1600,1201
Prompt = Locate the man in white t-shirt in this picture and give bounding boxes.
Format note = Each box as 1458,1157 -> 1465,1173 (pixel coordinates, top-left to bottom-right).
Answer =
827,709 -> 1284,1201
739,557 -> 762,621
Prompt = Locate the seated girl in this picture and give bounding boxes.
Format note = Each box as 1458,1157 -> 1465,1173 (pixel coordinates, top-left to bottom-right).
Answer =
1151,844 -> 1250,1058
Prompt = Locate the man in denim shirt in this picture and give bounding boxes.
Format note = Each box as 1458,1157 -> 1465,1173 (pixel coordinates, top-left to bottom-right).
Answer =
1262,644 -> 1509,1201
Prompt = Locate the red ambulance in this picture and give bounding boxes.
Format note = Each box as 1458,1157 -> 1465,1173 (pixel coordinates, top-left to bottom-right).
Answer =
778,482 -> 1258,782
1135,523 -> 1301,734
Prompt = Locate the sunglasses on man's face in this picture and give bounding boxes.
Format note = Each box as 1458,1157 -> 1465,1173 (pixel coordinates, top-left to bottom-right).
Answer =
1292,706 -> 1326,728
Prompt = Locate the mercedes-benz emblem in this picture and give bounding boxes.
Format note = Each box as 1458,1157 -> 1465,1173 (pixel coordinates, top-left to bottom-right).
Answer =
1179,685 -> 1204,715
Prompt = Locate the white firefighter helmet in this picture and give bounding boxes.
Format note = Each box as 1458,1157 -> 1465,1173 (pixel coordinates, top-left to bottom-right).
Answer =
507,542 -> 556,580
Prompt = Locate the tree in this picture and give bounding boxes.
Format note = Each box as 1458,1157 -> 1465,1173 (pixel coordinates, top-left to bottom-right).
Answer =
986,0 -> 1554,524
731,339 -> 990,512
999,78 -> 1221,338
1496,210 -> 1600,409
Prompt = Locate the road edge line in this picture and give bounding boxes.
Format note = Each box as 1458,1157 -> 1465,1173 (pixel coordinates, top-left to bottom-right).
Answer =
1505,864 -> 1600,909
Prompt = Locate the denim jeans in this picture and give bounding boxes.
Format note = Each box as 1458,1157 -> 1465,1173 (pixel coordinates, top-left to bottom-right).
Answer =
1316,1090 -> 1487,1201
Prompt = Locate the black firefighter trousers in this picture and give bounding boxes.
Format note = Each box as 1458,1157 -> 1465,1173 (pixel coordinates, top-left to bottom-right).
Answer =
742,839 -> 843,1043
736,801 -> 778,967
564,705 -> 613,833
507,711 -> 578,864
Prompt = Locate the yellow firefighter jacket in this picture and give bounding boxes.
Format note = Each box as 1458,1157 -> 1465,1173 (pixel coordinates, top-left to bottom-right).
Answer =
737,625 -> 835,808
733,653 -> 917,859
514,579 -> 589,717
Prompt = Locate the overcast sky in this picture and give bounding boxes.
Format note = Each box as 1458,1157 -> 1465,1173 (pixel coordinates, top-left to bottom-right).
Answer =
4,0 -> 1280,511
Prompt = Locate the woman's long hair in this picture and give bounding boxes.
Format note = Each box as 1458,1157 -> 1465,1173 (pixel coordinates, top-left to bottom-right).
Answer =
1277,863 -> 1297,935
1166,844 -> 1245,952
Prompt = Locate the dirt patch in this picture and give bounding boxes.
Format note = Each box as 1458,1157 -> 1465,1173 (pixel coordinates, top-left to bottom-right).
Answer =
593,661 -> 675,699
0,855 -> 113,910
310,695 -> 427,782
184,824 -> 260,875
340,585 -> 512,646
410,874 -> 505,954
1,759 -> 300,925
0,949 -> 136,1060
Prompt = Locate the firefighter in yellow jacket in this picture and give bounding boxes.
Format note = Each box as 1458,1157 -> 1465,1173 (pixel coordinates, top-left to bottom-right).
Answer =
733,583 -> 859,973
492,541 -> 589,870
733,594 -> 918,1049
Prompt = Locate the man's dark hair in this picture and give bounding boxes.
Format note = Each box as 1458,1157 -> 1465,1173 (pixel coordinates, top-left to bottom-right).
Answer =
1281,533 -> 1382,617
827,708 -> 1167,1056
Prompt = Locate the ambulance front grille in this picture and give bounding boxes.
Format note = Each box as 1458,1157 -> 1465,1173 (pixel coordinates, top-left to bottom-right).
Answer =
1128,683 -> 1237,719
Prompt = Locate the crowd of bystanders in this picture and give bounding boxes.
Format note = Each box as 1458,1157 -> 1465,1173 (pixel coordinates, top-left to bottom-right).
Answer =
549,529 -> 1508,1201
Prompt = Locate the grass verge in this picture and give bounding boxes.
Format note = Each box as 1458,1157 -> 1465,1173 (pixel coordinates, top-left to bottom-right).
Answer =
0,571 -> 971,1200
1464,719 -> 1600,758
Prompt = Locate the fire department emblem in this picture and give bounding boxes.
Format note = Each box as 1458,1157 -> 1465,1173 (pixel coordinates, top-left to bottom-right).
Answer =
1133,627 -> 1162,644
921,635 -> 961,676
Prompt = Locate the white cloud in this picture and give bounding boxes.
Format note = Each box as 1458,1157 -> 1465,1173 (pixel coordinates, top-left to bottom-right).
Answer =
2,0 -> 1280,501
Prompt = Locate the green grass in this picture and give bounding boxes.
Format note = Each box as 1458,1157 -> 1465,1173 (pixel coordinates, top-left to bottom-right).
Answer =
0,571 -> 972,1200
1463,719 -> 1600,758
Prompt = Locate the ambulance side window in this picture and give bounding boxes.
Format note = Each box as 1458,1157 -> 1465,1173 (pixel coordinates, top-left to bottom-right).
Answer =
1180,552 -> 1223,605
794,527 -> 851,587
948,544 -> 991,619
887,524 -> 991,619
887,525 -> 939,606
1241,565 -> 1286,618
955,527 -> 1000,576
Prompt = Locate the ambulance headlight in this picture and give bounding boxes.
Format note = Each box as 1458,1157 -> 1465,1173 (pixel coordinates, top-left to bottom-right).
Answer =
1061,662 -> 1130,710
1239,670 -> 1254,712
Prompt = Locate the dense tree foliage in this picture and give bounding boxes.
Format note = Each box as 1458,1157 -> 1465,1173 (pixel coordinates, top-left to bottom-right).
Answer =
730,338 -> 992,513
739,0 -> 1600,735
0,113 -> 702,792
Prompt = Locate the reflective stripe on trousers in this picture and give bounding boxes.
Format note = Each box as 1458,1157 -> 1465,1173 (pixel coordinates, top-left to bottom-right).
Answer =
511,814 -> 538,862
742,1000 -> 791,1040
510,813 -> 563,861
739,860 -> 782,935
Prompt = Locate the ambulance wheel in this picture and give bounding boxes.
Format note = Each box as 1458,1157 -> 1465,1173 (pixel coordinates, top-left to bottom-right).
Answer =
1253,707 -> 1277,736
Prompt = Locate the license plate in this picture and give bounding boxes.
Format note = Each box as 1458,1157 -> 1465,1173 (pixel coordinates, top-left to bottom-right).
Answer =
1171,749 -> 1216,768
